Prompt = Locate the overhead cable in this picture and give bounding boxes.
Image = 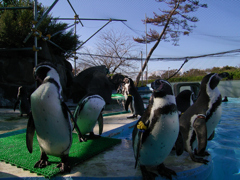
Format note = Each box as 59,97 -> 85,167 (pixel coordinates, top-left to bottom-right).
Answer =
77,48 -> 240,61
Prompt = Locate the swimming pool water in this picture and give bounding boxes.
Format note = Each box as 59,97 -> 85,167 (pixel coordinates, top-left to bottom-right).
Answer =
206,98 -> 240,180
110,97 -> 240,180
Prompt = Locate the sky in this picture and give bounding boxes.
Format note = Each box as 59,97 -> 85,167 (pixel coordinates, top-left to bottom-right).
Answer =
37,0 -> 240,75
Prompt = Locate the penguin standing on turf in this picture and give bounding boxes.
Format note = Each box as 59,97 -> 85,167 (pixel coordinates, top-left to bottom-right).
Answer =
74,94 -> 105,139
14,86 -> 30,116
123,77 -> 144,119
132,79 -> 179,180
26,62 -> 84,173
179,72 -> 229,164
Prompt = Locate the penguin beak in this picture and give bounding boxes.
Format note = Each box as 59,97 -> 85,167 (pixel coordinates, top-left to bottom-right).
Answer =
35,76 -> 43,85
218,72 -> 229,79
123,78 -> 129,84
151,80 -> 164,92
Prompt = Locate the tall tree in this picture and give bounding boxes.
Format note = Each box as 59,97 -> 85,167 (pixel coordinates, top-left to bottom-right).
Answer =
0,0 -> 80,56
78,29 -> 138,75
134,0 -> 207,86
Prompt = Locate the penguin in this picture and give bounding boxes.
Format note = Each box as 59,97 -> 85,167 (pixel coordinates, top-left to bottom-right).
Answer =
73,94 -> 105,139
26,62 -> 84,172
123,77 -> 144,119
176,89 -> 194,116
132,79 -> 179,180
222,96 -> 228,102
179,72 -> 229,164
13,86 -> 30,116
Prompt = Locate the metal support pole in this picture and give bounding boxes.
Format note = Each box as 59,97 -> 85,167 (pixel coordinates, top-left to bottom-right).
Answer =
0,6 -> 33,10
54,18 -> 127,21
145,14 -> 148,85
34,0 -> 38,67
168,67 -> 170,78
141,51 -> 143,86
51,23 -> 76,37
47,40 -> 66,52
74,15 -> 77,76
0,47 -> 41,51
23,0 -> 59,43
67,0 -> 83,26
75,19 -> 112,51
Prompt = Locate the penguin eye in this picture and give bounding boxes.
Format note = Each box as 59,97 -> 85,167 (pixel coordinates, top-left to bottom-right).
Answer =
155,80 -> 161,85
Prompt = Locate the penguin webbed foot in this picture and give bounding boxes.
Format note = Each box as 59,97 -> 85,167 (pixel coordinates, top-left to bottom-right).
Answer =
194,149 -> 210,156
78,135 -> 87,142
140,165 -> 157,180
89,132 -> 101,139
190,153 -> 209,164
57,155 -> 71,173
193,157 -> 209,164
127,114 -> 137,119
57,162 -> 71,173
34,152 -> 50,168
157,163 -> 176,180
34,160 -> 50,168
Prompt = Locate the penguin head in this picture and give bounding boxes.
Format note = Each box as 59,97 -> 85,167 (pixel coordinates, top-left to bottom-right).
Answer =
33,62 -> 60,87
123,77 -> 134,86
151,79 -> 173,97
201,72 -> 229,91
17,86 -> 27,96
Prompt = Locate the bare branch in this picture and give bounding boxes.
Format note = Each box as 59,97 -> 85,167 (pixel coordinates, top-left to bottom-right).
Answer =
134,0 -> 207,86
78,29 -> 139,75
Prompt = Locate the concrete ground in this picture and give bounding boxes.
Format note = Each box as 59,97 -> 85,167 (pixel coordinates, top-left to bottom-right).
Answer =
0,107 -> 212,179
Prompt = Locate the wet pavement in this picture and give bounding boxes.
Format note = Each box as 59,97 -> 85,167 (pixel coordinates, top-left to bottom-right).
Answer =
0,109 -> 28,134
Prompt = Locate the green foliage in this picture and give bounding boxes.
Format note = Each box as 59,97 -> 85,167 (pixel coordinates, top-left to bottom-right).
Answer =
0,0 -> 80,56
134,0 -> 207,45
144,66 -> 240,86
0,1 -> 32,47
168,76 -> 204,82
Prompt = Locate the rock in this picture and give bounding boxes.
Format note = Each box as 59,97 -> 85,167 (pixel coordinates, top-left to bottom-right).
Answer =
70,65 -> 112,104
0,41 -> 74,107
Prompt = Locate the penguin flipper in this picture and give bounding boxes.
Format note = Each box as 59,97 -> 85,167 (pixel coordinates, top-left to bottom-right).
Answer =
135,130 -> 143,169
61,101 -> 86,142
134,120 -> 150,169
97,113 -> 103,135
193,116 -> 208,156
208,130 -> 215,140
26,112 -> 35,153
74,99 -> 85,119
125,95 -> 132,111
174,131 -> 184,156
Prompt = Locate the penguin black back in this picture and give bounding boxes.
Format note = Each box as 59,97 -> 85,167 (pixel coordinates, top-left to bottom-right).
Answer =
179,72 -> 229,164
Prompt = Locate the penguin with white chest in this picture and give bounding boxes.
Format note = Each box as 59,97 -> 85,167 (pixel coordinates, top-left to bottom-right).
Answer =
74,94 -> 105,139
123,77 -> 144,119
26,62 -> 84,172
132,79 -> 179,180
179,72 -> 229,164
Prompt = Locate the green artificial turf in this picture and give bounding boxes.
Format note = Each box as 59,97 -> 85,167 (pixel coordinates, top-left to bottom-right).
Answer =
0,132 -> 121,178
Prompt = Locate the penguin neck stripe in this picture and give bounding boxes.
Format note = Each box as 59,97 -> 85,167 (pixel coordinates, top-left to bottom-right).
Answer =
43,78 -> 62,100
35,65 -> 56,73
148,103 -> 177,131
81,95 -> 105,106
